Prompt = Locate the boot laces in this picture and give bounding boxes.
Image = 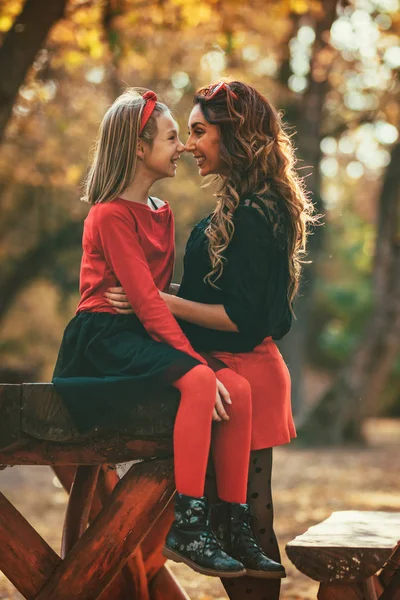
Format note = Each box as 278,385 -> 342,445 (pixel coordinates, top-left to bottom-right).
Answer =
241,522 -> 262,550
234,512 -> 263,553
202,517 -> 224,554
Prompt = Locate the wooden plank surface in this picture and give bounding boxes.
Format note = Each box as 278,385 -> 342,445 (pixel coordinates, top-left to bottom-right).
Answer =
287,511 -> 400,548
21,383 -> 77,441
1,382 -> 178,463
0,436 -> 173,465
0,384 -> 21,449
20,383 -> 178,442
286,511 -> 400,583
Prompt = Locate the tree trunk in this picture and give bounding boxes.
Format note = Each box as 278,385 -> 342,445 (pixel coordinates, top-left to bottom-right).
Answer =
0,0 -> 68,143
279,0 -> 338,416
298,142 -> 400,445
0,220 -> 82,324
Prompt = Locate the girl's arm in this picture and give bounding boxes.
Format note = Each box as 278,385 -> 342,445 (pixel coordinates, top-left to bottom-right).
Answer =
96,205 -> 207,365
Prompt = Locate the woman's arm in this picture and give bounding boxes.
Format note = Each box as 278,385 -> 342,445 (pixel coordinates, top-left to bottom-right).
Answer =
160,292 -> 239,332
104,287 -> 238,332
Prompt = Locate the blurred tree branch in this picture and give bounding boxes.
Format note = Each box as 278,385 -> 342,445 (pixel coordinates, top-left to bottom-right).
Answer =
0,0 -> 68,143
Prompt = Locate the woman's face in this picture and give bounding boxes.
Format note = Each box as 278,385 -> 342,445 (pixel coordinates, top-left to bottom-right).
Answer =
186,104 -> 226,176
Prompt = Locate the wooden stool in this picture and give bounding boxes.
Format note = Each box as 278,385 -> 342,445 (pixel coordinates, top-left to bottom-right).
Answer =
286,510 -> 400,599
0,382 -> 189,600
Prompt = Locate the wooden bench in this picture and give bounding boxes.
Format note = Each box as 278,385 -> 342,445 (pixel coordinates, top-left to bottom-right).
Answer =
0,382 -> 190,600
286,510 -> 400,599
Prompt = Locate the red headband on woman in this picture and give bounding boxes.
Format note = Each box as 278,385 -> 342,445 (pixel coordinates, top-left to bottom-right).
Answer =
204,82 -> 238,101
139,90 -> 157,133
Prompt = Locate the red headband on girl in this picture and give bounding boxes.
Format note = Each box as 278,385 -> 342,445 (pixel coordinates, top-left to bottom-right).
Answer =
139,90 -> 157,133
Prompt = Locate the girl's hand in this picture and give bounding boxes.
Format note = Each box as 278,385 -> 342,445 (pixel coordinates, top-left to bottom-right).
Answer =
104,287 -> 134,314
212,378 -> 232,422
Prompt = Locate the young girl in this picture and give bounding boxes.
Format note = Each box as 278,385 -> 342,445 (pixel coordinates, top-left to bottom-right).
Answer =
53,88 -> 285,580
106,81 -> 315,598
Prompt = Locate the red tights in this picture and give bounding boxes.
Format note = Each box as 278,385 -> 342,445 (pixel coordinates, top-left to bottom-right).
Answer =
172,365 -> 252,503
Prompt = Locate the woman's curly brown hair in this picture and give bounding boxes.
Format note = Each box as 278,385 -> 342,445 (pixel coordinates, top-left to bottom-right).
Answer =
194,80 -> 317,309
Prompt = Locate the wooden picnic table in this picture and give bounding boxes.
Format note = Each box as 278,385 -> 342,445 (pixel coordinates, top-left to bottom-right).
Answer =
0,382 -> 189,600
286,510 -> 400,599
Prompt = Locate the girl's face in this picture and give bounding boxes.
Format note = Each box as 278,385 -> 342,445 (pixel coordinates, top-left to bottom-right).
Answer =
142,111 -> 185,180
186,104 -> 226,176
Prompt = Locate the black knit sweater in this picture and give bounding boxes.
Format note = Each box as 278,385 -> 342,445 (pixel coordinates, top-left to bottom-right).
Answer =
178,196 -> 292,352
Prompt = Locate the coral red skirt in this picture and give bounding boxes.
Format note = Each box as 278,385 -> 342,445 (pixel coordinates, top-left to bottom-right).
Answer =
210,337 -> 296,450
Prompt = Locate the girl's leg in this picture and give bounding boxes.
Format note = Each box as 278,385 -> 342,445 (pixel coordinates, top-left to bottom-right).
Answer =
166,364 -> 246,578
211,368 -> 252,503
172,364 -> 216,497
222,447 -> 281,600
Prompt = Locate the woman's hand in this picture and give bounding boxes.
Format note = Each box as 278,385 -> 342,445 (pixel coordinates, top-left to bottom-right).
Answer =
104,287 -> 134,314
213,378 -> 231,422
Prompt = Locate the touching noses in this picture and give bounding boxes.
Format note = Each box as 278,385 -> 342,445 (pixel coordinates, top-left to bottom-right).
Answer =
185,133 -> 196,153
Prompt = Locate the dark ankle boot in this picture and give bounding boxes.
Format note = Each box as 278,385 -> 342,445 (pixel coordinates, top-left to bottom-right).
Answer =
163,493 -> 246,578
213,501 -> 286,579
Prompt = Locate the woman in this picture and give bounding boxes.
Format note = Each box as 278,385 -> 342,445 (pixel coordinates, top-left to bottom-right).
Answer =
106,80 -> 315,598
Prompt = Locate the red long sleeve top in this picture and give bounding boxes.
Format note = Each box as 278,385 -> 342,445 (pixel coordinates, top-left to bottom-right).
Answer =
77,197 -> 205,364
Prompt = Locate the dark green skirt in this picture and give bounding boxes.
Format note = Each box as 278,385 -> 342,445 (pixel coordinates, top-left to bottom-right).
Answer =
52,312 -> 201,432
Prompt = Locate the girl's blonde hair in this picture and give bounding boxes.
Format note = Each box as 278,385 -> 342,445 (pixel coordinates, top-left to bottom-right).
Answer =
194,80 -> 318,309
82,88 -> 169,205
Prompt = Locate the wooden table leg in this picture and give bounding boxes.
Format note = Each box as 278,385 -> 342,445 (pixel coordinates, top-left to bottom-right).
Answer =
361,577 -> 378,600
98,467 -> 150,600
0,491 -> 60,600
55,465 -> 150,600
142,494 -> 175,580
97,468 -> 184,600
53,466 -> 130,600
150,565 -> 190,600
51,465 -> 75,493
380,569 -> 400,600
318,582 -> 364,599
35,458 -> 175,600
61,465 -> 100,557
53,465 -> 104,528
379,541 -> 400,599
54,464 -> 182,600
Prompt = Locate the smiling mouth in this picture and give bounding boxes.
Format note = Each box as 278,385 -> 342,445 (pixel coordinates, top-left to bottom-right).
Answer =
194,156 -> 205,167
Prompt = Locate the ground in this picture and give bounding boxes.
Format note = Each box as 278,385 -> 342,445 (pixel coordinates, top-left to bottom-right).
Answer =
0,419 -> 399,600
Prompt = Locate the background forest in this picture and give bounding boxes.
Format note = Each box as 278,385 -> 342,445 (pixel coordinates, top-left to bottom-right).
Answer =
0,0 -> 399,441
